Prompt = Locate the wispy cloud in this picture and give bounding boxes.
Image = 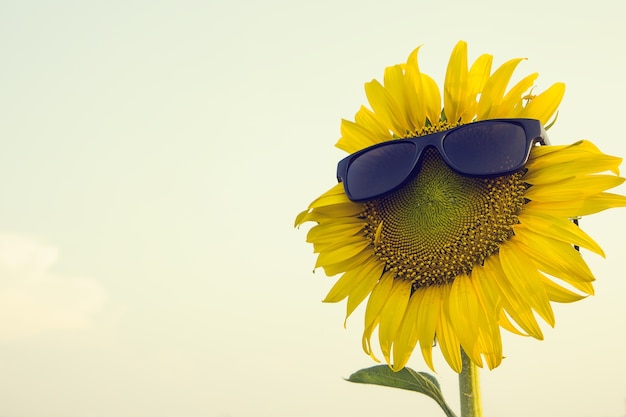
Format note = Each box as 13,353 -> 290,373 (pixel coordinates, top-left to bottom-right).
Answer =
0,234 -> 108,340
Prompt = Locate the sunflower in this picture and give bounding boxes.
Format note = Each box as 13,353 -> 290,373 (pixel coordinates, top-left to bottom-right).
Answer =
295,41 -> 626,373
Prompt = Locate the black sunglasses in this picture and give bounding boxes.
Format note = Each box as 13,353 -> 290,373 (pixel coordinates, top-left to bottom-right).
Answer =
337,118 -> 549,202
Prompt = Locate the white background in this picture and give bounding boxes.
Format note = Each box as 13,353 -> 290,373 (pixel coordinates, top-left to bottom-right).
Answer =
0,1 -> 625,416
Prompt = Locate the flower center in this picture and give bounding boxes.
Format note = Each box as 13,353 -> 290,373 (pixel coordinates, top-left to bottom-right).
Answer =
362,146 -> 527,289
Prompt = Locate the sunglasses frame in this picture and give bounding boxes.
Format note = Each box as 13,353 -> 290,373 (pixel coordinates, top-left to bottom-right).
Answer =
337,118 -> 549,202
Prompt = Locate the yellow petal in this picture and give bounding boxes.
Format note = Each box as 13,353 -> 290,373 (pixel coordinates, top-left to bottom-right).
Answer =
363,272 -> 394,334
437,285 -> 463,372
528,139 -> 604,162
525,192 -> 626,217
313,234 -> 366,253
361,315 -> 381,362
337,118 -> 386,153
306,221 -> 366,244
525,141 -> 623,182
383,65 -> 412,131
421,74 -> 442,125
519,82 -> 565,125
512,229 -> 595,293
484,256 -> 544,338
309,203 -> 365,219
541,276 -> 588,303
470,278 -> 503,369
524,175 -> 625,202
500,72 -> 538,115
315,238 -> 370,267
449,274 -> 483,366
361,272 -> 395,361
355,105 -> 394,140
323,255 -> 383,303
477,58 -> 525,120
344,263 -> 386,323
518,209 -> 605,256
468,54 -> 493,94
416,286 -> 441,371
392,293 -> 422,371
379,279 -> 412,366
465,53 -> 493,119
499,241 -> 555,326
404,46 -> 428,129
321,249 -> 374,277
444,40 -> 469,124
294,208 -> 310,227
498,309 -> 530,336
364,79 -> 405,137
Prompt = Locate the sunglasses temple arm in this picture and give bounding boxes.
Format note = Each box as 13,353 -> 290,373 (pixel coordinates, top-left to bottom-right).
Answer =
336,159 -> 347,183
539,125 -> 551,146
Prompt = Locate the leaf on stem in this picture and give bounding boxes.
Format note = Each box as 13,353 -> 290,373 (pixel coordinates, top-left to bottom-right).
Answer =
347,365 -> 457,417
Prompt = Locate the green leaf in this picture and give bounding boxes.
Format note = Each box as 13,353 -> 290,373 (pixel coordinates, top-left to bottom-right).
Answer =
347,365 -> 457,417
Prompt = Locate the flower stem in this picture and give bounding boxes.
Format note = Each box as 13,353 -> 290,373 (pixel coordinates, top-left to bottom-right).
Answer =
458,349 -> 482,417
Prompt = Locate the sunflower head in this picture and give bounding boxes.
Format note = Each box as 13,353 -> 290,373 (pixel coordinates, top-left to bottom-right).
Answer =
296,41 -> 626,373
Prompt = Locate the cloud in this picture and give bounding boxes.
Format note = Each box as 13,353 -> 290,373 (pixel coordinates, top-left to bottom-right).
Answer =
0,234 -> 108,340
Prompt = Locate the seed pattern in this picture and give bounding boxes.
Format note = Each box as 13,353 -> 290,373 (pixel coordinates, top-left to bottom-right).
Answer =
361,148 -> 527,290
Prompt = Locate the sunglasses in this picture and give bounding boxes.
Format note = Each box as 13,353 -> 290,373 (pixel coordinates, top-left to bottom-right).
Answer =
337,118 -> 549,202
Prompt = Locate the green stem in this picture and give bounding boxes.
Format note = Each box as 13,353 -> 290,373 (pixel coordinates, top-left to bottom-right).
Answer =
458,349 -> 482,417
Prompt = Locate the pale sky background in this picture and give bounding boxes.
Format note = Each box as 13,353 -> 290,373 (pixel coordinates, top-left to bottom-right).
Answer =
1,1 -> 625,416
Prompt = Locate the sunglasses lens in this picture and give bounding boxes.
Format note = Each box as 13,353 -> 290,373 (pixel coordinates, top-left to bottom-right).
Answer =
346,141 -> 417,201
443,122 -> 528,175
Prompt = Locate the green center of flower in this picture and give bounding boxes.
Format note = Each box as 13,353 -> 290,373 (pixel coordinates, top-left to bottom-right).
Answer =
362,145 -> 527,289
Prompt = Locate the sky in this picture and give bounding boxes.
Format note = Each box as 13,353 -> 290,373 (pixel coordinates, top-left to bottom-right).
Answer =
0,0 -> 625,416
